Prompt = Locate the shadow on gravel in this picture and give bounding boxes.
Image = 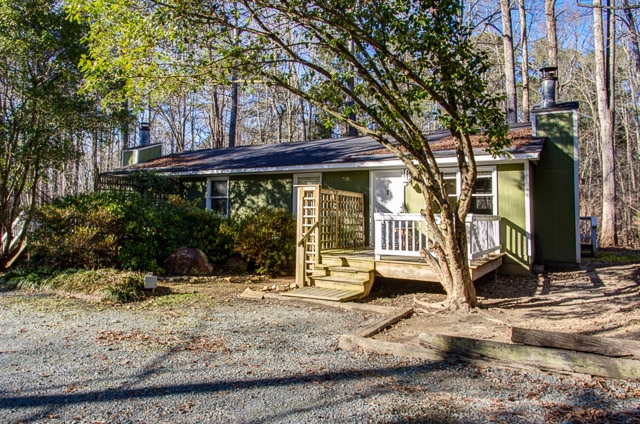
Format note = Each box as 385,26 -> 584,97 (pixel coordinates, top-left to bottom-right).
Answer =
0,363 -> 446,411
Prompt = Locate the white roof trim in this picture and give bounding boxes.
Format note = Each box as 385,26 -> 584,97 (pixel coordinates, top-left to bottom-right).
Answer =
155,151 -> 540,177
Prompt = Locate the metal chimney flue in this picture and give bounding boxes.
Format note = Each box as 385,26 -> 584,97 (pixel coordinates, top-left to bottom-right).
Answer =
139,122 -> 150,146
540,67 -> 558,108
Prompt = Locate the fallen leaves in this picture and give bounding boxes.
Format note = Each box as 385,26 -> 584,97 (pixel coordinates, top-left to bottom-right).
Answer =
95,330 -> 229,353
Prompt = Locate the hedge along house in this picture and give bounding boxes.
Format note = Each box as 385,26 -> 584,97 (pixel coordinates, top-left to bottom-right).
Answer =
107,86 -> 579,301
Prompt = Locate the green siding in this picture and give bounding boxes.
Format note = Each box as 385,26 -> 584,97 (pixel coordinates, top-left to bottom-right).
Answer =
229,174 -> 293,217
322,171 -> 370,244
533,111 -> 578,264
182,179 -> 207,209
322,170 -> 369,193
122,145 -> 162,166
138,145 -> 162,163
498,163 -> 529,269
122,150 -> 135,166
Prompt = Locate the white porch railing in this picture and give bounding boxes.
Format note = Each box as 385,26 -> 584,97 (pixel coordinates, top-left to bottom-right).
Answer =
374,213 -> 429,259
465,214 -> 502,260
374,213 -> 501,262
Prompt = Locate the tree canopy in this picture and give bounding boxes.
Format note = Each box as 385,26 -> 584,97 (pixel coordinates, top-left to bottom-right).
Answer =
68,0 -> 510,309
0,0 -> 98,268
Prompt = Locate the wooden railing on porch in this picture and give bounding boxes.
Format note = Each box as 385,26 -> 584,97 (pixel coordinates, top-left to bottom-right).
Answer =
374,213 -> 501,262
374,213 -> 428,259
295,185 -> 365,286
466,214 -> 501,260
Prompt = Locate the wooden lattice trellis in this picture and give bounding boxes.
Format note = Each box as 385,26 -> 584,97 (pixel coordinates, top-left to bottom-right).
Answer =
295,185 -> 365,286
96,173 -> 183,202
320,189 -> 365,250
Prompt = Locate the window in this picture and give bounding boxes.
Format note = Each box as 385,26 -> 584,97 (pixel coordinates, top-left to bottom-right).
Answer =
470,171 -> 495,215
207,177 -> 229,216
443,172 -> 458,203
294,173 -> 322,186
440,168 -> 496,215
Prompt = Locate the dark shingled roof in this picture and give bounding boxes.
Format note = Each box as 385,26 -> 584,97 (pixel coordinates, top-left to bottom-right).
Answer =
114,123 -> 540,176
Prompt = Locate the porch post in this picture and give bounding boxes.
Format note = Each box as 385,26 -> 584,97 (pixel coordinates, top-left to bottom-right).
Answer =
295,186 -> 306,287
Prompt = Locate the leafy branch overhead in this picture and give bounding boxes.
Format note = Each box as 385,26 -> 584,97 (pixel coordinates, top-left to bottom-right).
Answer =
68,0 -> 509,309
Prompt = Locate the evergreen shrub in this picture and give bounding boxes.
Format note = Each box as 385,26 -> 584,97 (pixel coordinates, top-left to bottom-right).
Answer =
27,191 -> 295,276
232,208 -> 296,276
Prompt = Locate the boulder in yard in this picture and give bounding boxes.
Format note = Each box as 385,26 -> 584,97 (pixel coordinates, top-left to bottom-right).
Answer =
164,247 -> 214,276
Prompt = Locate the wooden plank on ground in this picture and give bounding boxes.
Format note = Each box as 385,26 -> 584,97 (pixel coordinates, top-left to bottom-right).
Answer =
264,293 -> 396,314
511,327 -> 640,359
339,334 -> 446,361
419,333 -> 640,380
354,308 -> 414,338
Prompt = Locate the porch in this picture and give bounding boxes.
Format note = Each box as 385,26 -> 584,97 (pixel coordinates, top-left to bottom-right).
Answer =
285,186 -> 503,302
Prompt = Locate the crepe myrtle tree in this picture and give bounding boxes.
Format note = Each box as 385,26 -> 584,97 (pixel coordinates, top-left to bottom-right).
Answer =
69,0 -> 509,310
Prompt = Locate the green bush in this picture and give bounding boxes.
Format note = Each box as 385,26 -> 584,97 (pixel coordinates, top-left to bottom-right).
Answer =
26,186 -> 295,277
28,190 -> 235,273
29,192 -> 124,269
233,208 -> 296,276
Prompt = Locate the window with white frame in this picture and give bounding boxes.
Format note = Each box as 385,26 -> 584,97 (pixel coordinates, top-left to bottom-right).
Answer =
207,177 -> 229,216
441,168 -> 496,215
470,171 -> 495,214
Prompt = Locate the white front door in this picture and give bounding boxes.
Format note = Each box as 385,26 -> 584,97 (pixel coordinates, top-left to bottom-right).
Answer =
373,170 -> 405,214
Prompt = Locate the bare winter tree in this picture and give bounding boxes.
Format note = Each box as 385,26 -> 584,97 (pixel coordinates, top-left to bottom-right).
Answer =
517,0 -> 530,121
591,0 -> 618,247
501,0 -> 518,122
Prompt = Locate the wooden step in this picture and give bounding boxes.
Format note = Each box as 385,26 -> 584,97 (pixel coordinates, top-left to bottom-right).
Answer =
313,265 -> 373,279
311,263 -> 375,298
315,264 -> 374,272
282,286 -> 362,302
319,256 -> 375,269
312,275 -> 369,290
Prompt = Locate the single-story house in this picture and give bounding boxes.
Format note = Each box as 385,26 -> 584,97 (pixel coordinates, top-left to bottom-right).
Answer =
106,101 -> 580,300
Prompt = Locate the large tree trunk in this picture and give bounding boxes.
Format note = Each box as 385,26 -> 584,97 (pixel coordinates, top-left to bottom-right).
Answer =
432,213 -> 477,310
229,80 -> 238,148
593,0 -> 617,247
501,0 -> 518,123
416,136 -> 478,310
517,0 -> 530,122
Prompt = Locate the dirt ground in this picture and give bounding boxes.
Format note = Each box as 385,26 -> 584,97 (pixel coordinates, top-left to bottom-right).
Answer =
155,251 -> 640,349
367,261 -> 640,346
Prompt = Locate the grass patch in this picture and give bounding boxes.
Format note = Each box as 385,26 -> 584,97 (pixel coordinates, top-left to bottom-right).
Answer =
592,248 -> 640,264
0,268 -> 145,303
149,292 -> 203,307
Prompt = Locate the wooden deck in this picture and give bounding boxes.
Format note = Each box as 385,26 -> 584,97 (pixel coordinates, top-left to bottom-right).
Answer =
319,248 -> 504,282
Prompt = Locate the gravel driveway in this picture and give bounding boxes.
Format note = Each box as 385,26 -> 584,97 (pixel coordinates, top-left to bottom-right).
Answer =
2,290 -> 640,423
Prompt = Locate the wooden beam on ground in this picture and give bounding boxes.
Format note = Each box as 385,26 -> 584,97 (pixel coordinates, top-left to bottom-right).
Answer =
419,333 -> 640,380
354,308 -> 414,338
264,292 -> 396,314
511,327 -> 640,359
339,334 -> 446,361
